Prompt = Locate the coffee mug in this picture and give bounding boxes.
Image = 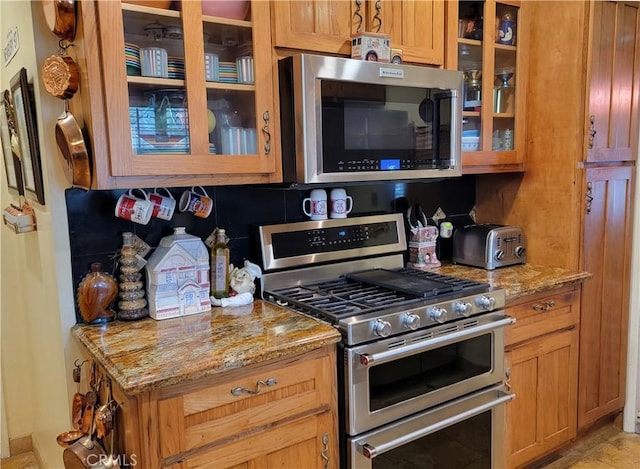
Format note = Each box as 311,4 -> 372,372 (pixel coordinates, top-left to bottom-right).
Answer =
179,186 -> 213,218
115,188 -> 153,225
149,187 -> 176,221
330,188 -> 353,219
302,189 -> 328,220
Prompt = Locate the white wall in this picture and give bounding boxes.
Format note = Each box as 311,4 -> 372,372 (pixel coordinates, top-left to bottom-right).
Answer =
624,127 -> 640,434
1,1 -> 81,465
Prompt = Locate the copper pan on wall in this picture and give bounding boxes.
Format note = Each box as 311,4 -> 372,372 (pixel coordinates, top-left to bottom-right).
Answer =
41,48 -> 92,190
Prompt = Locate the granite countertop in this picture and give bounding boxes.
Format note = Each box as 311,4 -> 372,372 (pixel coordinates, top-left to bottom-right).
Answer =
72,301 -> 341,396
73,263 -> 589,395
435,263 -> 591,301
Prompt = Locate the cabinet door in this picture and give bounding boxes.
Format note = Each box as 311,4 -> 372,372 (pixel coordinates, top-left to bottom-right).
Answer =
446,0 -> 527,174
505,329 -> 579,468
271,0 -> 355,54
93,0 -> 279,187
586,1 -> 640,163
370,0 -> 444,65
183,411 -> 337,469
579,165 -> 633,429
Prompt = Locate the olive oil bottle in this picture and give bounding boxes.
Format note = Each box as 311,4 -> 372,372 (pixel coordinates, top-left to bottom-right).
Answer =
211,228 -> 230,299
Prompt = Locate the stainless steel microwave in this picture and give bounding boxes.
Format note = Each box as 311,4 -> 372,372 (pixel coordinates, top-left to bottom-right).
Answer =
278,54 -> 463,185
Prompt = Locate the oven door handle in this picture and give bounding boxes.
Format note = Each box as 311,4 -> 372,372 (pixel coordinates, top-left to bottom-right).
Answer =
358,315 -> 514,366
358,387 -> 515,459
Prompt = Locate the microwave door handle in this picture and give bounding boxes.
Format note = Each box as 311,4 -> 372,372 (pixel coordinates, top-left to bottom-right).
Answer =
359,389 -> 515,459
358,315 -> 515,367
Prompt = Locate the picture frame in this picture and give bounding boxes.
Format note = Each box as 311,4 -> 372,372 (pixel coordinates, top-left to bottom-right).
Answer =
1,90 -> 24,194
10,68 -> 45,205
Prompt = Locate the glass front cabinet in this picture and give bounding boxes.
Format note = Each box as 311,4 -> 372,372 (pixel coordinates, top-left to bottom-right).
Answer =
82,0 -> 279,188
446,0 -> 527,174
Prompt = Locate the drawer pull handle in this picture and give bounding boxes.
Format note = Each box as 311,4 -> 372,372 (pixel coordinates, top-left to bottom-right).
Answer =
532,300 -> 556,312
231,377 -> 277,396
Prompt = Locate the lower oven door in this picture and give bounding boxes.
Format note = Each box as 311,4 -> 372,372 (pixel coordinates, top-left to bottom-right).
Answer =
348,384 -> 514,468
345,312 -> 514,435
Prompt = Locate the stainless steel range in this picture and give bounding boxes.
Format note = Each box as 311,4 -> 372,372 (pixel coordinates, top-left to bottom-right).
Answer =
259,214 -> 514,468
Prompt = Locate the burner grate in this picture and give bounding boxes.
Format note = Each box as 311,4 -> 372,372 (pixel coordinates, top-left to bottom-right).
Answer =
265,268 -> 490,324
266,277 -> 425,322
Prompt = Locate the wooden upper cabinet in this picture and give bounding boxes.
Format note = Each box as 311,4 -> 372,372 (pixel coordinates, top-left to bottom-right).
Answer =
271,0 -> 444,65
369,0 -> 444,65
80,0 -> 281,189
271,0 -> 355,55
445,0 -> 528,174
586,1 -> 640,163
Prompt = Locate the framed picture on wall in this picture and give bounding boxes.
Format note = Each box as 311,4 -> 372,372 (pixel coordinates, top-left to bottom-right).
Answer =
0,90 -> 24,194
10,68 -> 45,205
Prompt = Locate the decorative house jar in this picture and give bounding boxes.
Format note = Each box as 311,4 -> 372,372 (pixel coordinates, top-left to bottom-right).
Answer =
145,227 -> 211,320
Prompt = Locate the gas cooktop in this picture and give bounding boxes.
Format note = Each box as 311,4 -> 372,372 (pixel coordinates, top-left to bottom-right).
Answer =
267,268 -> 489,321
259,214 -> 505,345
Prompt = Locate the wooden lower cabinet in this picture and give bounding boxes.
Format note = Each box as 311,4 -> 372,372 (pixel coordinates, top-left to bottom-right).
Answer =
578,165 -> 633,429
504,287 -> 580,468
109,346 -> 338,469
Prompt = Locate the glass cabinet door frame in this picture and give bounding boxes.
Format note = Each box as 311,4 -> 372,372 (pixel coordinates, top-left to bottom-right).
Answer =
445,0 -> 527,174
96,0 -> 277,178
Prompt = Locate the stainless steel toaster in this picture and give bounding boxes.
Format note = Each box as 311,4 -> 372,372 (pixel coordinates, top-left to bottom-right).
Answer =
452,224 -> 526,270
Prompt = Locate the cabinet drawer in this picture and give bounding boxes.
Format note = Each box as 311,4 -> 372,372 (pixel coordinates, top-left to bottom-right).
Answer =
505,286 -> 580,347
157,348 -> 336,460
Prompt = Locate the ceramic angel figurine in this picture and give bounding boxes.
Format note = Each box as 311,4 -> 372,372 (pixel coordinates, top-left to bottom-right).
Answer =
210,260 -> 262,307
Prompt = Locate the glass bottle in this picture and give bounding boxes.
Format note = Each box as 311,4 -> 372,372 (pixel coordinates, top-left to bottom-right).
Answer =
77,262 -> 118,324
211,228 -> 230,299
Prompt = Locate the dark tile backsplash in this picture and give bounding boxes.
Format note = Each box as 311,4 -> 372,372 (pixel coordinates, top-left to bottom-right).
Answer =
66,176 -> 476,322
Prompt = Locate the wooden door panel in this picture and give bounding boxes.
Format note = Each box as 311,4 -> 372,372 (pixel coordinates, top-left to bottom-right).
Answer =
375,0 -> 444,65
507,353 -> 538,455
271,0 -> 354,54
507,329 -> 578,468
579,165 -> 633,428
587,1 -> 640,162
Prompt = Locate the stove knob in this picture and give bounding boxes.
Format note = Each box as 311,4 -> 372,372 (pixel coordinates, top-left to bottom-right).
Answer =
495,250 -> 505,261
402,312 -> 421,330
428,307 -> 447,324
372,319 -> 392,338
454,301 -> 473,317
477,295 -> 497,310
515,246 -> 526,257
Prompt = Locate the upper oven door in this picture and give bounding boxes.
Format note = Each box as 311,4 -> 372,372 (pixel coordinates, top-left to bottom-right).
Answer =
345,312 -> 513,436
285,54 -> 463,184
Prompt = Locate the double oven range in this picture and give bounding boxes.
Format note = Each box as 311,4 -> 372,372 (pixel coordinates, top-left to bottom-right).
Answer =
259,214 -> 514,468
